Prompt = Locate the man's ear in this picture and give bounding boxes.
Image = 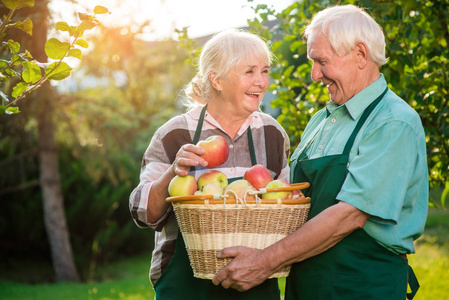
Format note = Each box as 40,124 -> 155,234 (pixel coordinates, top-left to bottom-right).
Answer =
208,71 -> 222,91
354,41 -> 369,69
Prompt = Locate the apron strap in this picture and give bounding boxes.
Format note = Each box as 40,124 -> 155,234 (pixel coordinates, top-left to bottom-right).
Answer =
247,126 -> 257,166
342,87 -> 388,155
407,264 -> 420,299
193,105 -> 208,144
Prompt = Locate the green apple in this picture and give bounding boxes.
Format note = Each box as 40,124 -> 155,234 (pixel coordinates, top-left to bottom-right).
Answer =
197,170 -> 228,190
168,175 -> 197,197
262,179 -> 293,200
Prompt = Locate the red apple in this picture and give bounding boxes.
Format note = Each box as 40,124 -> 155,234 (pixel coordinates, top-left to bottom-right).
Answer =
223,179 -> 256,201
197,170 -> 228,190
196,135 -> 229,169
243,164 -> 273,190
262,179 -> 292,200
168,175 -> 197,197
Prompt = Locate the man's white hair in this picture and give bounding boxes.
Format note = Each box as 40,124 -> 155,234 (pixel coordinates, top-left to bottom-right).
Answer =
304,4 -> 387,66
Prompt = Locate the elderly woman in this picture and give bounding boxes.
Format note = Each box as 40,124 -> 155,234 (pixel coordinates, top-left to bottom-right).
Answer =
129,29 -> 290,300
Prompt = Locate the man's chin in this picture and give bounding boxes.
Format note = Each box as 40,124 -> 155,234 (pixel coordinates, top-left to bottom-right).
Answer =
329,95 -> 345,105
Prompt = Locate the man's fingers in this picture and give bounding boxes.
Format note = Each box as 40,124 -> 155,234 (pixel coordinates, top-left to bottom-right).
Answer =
216,246 -> 243,259
212,268 -> 227,286
212,247 -> 242,287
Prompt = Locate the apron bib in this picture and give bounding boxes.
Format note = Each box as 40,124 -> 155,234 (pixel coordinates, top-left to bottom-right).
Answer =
154,105 -> 281,300
286,89 -> 419,300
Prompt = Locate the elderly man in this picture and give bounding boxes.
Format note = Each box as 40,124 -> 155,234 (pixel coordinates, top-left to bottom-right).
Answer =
212,5 -> 428,300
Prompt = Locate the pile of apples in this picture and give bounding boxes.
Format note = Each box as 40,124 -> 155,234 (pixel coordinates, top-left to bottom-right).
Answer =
168,135 -> 294,200
168,164 -> 294,200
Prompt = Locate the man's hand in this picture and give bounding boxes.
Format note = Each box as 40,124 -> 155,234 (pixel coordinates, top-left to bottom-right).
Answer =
212,246 -> 274,292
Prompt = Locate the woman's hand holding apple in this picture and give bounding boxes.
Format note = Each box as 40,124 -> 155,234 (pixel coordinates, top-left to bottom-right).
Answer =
172,144 -> 209,176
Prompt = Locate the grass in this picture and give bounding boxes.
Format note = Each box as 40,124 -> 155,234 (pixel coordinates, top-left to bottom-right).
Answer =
0,254 -> 155,300
409,207 -> 449,300
1,208 -> 448,300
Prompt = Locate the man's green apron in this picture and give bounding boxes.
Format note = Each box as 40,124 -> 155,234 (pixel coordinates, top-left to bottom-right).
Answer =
154,105 -> 281,300
286,89 -> 419,300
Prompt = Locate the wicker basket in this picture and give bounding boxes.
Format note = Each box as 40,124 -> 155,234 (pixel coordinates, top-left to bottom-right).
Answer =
166,182 -> 311,279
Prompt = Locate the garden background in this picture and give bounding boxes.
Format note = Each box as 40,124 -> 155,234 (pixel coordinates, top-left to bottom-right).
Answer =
1,0 -> 448,299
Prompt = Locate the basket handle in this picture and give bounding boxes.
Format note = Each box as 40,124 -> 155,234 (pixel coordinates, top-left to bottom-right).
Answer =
256,182 -> 310,194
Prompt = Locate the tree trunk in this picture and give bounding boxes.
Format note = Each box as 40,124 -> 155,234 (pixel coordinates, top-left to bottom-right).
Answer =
31,0 -> 80,282
38,86 -> 80,282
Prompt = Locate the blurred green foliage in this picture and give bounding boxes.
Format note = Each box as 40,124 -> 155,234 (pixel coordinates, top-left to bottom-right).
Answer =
0,6 -> 194,281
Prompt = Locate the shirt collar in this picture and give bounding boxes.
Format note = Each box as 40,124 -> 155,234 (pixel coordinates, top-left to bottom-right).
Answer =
326,74 -> 388,120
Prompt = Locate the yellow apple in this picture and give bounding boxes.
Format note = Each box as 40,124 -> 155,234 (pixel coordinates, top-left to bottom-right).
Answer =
262,180 -> 292,200
168,175 -> 197,197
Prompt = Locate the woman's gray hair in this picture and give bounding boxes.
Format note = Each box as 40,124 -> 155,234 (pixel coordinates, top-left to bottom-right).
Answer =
184,28 -> 273,106
304,4 -> 387,67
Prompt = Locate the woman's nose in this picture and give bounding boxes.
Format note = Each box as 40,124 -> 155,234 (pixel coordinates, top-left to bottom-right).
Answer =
254,73 -> 268,88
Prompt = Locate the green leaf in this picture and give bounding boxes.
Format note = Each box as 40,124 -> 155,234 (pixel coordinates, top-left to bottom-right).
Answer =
55,21 -> 71,32
45,38 -> 70,60
75,39 -> 89,48
6,106 -> 20,114
94,5 -> 109,14
75,20 -> 97,38
22,61 -> 42,83
45,61 -> 72,80
2,0 -> 34,10
5,18 -> 33,35
5,67 -> 20,77
67,48 -> 82,60
11,53 -> 23,65
442,181 -> 449,208
7,39 -> 20,53
0,105 -> 20,114
78,20 -> 97,31
0,59 -> 8,68
24,50 -> 33,58
11,81 -> 28,98
78,12 -> 90,21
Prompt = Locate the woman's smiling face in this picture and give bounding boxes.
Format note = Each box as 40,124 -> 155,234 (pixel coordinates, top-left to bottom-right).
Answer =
307,32 -> 360,105
219,57 -> 270,117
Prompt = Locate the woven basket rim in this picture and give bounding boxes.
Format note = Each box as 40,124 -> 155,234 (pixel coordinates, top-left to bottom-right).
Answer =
170,197 -> 311,205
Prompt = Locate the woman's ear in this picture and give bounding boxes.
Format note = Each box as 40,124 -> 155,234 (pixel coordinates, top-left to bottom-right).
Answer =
354,41 -> 369,69
209,71 -> 222,92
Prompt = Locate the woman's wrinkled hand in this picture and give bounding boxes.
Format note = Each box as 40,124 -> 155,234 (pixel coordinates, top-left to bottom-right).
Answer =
172,144 -> 208,176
